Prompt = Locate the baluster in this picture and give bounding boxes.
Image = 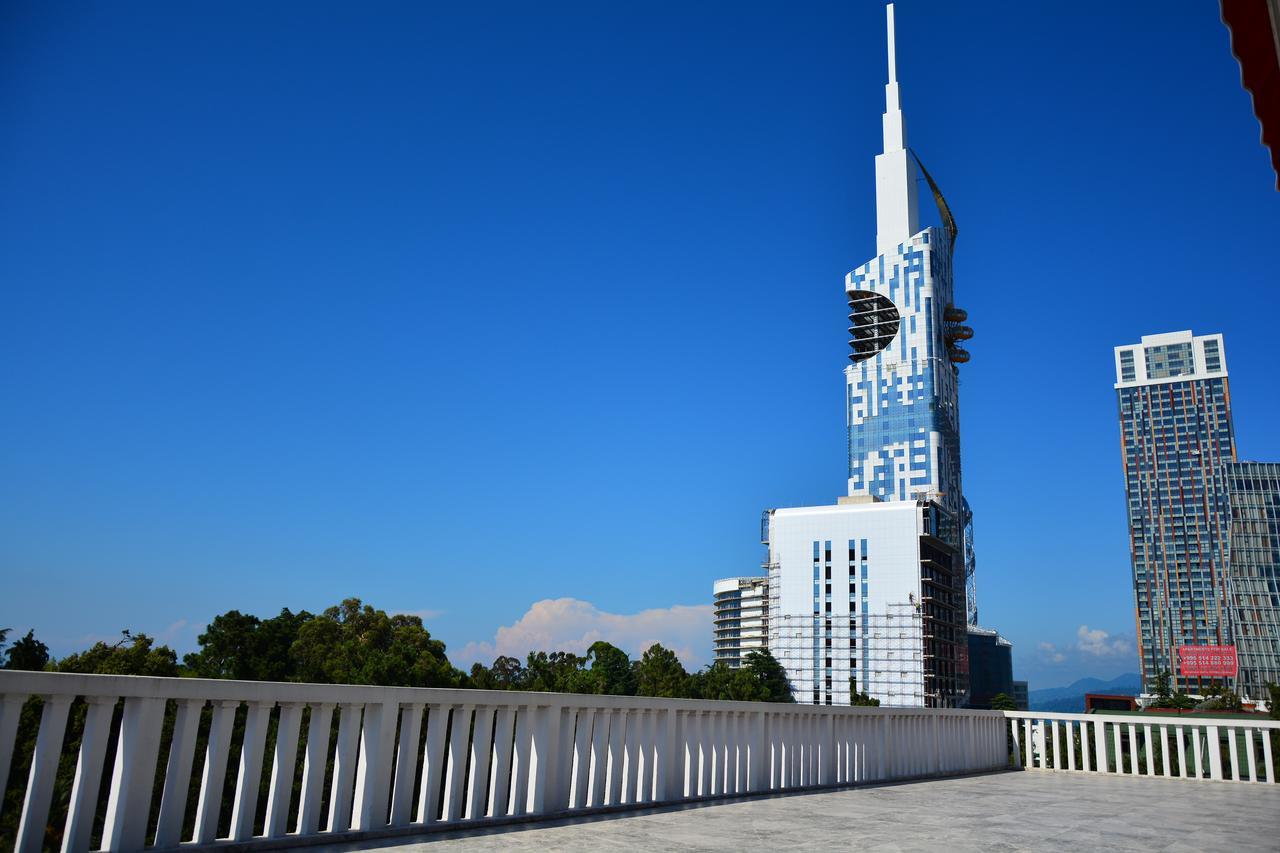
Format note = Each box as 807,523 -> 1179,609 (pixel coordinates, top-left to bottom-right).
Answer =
1050,720 -> 1061,770
464,706 -> 495,819
352,701 -> 398,830
0,693 -> 28,822
1066,720 -> 1077,771
570,708 -> 594,808
635,710 -> 655,802
153,698 -> 203,848
736,713 -> 750,792
554,706 -> 577,809
1142,724 -> 1154,777
63,695 -> 120,853
1035,719 -> 1046,770
390,703 -> 425,826
769,714 -> 783,787
441,705 -> 473,822
722,712 -> 736,793
1244,726 -> 1257,783
772,715 -> 783,788
1260,726 -> 1274,783
1193,726 -> 1205,778
529,705 -> 567,814
1176,725 -> 1188,778
1159,726 -> 1170,777
505,706 -> 532,815
589,708 -> 613,806
296,702 -> 334,834
620,709 -> 640,804
654,707 -> 677,801
1093,719 -> 1107,774
605,710 -> 626,805
229,701 -> 272,840
839,716 -> 851,782
1112,722 -> 1124,774
101,695 -> 166,852
704,712 -> 719,796
263,702 -> 304,838
1009,717 -> 1021,768
487,707 -> 515,817
17,694 -> 73,853
813,713 -> 823,780
1206,725 -> 1223,781
415,704 -> 449,824
790,715 -> 801,786
193,700 -> 239,843
712,712 -> 726,795
1226,726 -> 1240,782
328,702 -> 364,831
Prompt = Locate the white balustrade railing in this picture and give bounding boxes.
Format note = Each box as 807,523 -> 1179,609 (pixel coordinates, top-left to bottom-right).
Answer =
0,671 -> 1006,852
1004,710 -> 1280,784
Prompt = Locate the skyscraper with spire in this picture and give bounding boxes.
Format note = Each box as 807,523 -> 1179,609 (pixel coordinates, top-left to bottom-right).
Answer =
846,3 -> 969,516
761,4 -> 970,707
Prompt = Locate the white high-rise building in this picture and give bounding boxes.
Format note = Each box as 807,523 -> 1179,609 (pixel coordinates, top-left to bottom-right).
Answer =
764,4 -> 970,708
712,576 -> 769,668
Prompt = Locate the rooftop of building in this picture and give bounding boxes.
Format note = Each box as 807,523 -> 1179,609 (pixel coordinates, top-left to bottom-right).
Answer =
308,772 -> 1280,853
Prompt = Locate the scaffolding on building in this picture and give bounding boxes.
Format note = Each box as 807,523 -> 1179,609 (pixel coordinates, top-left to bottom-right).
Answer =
766,593 -> 927,707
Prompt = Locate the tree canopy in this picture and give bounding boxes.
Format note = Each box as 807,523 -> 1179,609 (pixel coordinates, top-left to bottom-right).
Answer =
4,601 -> 799,703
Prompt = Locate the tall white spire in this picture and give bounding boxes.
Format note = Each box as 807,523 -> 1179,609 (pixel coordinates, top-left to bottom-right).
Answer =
874,3 -> 919,257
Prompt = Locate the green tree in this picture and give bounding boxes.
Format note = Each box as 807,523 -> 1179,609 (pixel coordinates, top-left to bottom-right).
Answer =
692,662 -> 767,701
523,651 -> 588,693
1198,683 -> 1243,712
1152,669 -> 1173,703
634,644 -> 690,697
4,629 -> 50,671
57,631 -> 179,676
848,687 -> 881,707
184,607 -> 313,681
585,641 -> 636,695
468,655 -> 527,690
989,692 -> 1017,711
290,598 -> 463,687
744,648 -> 794,703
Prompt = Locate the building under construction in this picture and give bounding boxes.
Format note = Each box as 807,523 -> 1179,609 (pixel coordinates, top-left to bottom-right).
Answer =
764,498 -> 968,708
769,604 -> 926,707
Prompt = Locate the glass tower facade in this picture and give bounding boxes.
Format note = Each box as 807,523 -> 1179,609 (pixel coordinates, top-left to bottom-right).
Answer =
1114,331 -> 1236,694
845,227 -> 966,519
1224,462 -> 1280,700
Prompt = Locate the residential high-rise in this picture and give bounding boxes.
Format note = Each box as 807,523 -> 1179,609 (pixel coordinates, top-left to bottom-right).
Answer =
712,576 -> 769,668
764,4 -> 970,708
1224,462 -> 1280,701
1114,330 -> 1236,694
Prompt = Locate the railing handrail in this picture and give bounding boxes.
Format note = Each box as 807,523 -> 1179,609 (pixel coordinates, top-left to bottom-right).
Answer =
0,670 -> 1011,852
0,670 -> 1003,718
1002,708 -> 1280,729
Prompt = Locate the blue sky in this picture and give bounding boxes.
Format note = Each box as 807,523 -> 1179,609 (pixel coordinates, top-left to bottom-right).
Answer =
2,2 -> 1276,690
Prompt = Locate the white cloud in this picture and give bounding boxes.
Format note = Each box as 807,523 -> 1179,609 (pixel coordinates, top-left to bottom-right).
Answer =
1037,641 -> 1066,664
1075,624 -> 1132,658
1035,625 -> 1133,668
457,598 -> 714,670
403,608 -> 446,621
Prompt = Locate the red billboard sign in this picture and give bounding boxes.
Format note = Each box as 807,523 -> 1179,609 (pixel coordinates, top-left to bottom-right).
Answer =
1177,645 -> 1237,677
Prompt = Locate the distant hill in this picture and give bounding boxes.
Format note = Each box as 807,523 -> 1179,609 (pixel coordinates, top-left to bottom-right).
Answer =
1028,673 -> 1141,712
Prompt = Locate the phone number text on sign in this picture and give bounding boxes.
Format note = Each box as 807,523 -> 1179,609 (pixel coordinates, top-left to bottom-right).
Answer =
1177,645 -> 1237,677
